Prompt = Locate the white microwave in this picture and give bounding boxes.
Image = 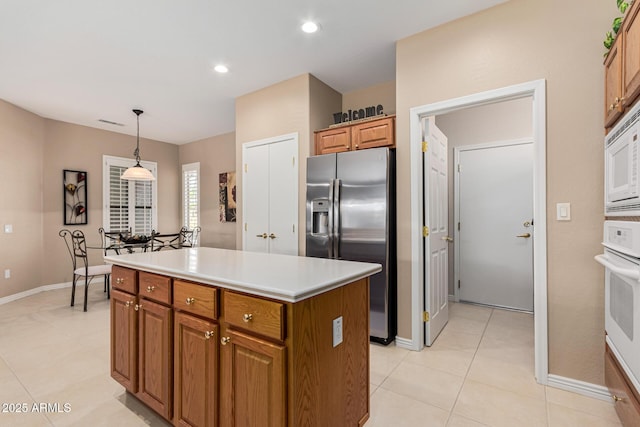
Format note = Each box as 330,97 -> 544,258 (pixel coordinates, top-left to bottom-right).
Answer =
606,105 -> 640,215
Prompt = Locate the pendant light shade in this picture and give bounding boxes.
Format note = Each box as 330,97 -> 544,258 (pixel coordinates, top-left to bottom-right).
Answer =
121,109 -> 155,181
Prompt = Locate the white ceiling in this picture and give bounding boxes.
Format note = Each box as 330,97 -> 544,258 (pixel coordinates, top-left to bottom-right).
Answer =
0,0 -> 506,144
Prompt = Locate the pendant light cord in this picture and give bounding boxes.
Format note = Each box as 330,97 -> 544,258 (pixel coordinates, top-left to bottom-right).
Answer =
133,109 -> 143,165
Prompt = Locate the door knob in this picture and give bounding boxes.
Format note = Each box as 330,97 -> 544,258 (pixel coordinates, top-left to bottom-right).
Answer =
516,233 -> 531,238
256,233 -> 267,239
269,233 -> 277,239
441,236 -> 453,242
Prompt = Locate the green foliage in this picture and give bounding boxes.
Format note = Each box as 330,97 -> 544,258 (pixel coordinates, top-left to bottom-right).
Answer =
605,1 -> 632,56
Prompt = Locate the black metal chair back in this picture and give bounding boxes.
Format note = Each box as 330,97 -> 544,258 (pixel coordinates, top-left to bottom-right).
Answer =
180,226 -> 201,247
59,229 -> 111,311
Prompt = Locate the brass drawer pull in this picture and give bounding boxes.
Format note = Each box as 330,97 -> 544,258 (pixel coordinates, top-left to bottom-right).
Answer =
134,304 -> 142,311
243,313 -> 253,323
116,278 -> 124,284
146,285 -> 155,292
204,331 -> 215,340
125,301 -> 133,308
186,297 -> 195,305
221,336 -> 230,345
612,395 -> 624,403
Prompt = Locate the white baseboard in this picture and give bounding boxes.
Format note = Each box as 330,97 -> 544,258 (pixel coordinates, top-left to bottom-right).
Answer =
0,279 -> 106,306
546,374 -> 612,401
395,336 -> 419,351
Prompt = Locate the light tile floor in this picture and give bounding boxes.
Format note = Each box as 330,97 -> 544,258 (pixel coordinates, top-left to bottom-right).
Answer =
0,287 -> 622,426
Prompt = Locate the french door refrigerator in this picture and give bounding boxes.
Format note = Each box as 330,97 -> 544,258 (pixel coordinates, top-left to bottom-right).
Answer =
306,147 -> 396,344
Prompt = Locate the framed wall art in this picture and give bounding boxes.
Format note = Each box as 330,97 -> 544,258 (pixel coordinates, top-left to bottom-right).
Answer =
63,169 -> 87,225
219,171 -> 237,223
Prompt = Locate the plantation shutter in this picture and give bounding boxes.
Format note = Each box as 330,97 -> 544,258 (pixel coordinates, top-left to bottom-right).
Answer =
109,165 -> 130,232
182,163 -> 200,229
103,156 -> 157,234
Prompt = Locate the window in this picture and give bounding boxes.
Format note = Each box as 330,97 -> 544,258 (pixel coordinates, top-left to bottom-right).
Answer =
182,162 -> 200,229
103,155 -> 157,234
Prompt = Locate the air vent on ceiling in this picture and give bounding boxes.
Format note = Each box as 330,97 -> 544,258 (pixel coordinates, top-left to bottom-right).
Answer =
98,119 -> 125,126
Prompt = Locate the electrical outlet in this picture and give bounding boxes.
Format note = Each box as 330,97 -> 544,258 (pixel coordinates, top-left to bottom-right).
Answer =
4,224 -> 12,233
332,316 -> 343,347
4,269 -> 10,279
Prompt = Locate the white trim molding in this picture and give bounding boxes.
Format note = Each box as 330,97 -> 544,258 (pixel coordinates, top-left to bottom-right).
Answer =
394,336 -> 415,350
0,281 -> 101,306
547,374 -> 613,402
408,79 -> 548,383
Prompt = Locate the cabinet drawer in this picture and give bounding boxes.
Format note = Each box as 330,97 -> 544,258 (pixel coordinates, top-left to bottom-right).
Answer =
139,272 -> 171,305
112,266 -> 137,294
223,292 -> 285,341
605,345 -> 640,426
174,280 -> 218,320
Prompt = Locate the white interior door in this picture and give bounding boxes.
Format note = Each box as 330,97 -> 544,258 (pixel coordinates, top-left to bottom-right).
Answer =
423,116 -> 449,346
242,134 -> 299,255
456,141 -> 533,311
243,144 -> 270,253
267,138 -> 298,255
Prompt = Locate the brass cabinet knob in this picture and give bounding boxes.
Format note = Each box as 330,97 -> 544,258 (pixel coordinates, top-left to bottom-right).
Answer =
146,285 -> 155,293
116,278 -> 124,284
204,331 -> 215,340
221,336 -> 231,345
243,313 -> 253,323
134,304 -> 142,311
186,297 -> 195,305
612,395 -> 624,403
256,233 -> 267,239
269,233 -> 277,239
125,301 -> 132,308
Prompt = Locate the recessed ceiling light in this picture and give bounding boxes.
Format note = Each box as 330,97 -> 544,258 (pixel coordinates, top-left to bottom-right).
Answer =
214,65 -> 228,73
301,21 -> 319,34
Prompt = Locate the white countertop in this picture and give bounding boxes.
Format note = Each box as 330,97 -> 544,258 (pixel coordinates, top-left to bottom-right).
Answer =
104,247 -> 381,302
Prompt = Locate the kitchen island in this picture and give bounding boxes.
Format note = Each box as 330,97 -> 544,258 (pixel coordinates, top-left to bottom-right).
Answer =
105,247 -> 381,427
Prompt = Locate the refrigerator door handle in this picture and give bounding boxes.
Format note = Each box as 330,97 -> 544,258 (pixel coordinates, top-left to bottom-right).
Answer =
328,178 -> 335,258
333,178 -> 341,259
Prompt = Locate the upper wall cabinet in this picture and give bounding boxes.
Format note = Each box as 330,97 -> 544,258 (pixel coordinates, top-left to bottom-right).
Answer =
606,0 -> 640,129
315,115 -> 395,155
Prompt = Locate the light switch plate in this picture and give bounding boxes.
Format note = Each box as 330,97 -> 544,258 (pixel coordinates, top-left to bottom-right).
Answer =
556,203 -> 571,221
333,316 -> 343,347
4,224 -> 12,233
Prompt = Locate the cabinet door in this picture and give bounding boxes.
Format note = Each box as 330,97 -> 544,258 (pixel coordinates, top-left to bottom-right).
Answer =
605,36 -> 624,128
111,289 -> 138,393
351,117 -> 395,150
220,329 -> 286,427
137,299 -> 173,420
605,346 -> 640,426
174,312 -> 218,427
315,127 -> 351,154
624,1 -> 640,109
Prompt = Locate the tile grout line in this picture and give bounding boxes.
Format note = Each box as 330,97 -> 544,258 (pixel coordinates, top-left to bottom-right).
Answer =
444,307 -> 494,426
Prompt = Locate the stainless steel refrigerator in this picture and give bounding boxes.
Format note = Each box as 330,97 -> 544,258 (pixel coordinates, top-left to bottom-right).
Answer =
306,147 -> 396,344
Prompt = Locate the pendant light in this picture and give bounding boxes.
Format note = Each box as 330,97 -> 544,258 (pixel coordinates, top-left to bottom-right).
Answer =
121,109 -> 155,181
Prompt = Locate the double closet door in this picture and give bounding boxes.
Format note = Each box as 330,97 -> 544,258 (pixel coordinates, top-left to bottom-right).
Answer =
243,134 -> 298,255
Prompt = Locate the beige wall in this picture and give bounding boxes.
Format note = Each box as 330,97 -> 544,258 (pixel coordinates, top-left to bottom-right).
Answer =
179,132 -> 237,249
235,73 -> 341,254
436,98 -> 533,295
0,98 -> 180,297
342,80 -> 396,116
42,120 -> 180,286
0,100 -> 45,298
396,0 -> 615,384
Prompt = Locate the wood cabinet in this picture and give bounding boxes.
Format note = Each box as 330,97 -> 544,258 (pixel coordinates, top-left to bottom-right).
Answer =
174,312 -> 218,427
111,268 -> 370,427
605,0 -> 640,128
605,344 -> 640,426
315,115 -> 395,155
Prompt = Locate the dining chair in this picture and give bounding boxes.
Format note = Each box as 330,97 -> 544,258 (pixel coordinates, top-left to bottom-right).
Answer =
59,229 -> 112,312
179,226 -> 201,248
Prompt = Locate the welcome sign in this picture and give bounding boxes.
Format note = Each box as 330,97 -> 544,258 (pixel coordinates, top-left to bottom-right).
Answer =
333,104 -> 384,124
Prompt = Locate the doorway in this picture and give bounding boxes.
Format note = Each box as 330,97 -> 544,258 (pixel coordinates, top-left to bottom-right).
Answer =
408,79 -> 548,384
455,140 -> 534,311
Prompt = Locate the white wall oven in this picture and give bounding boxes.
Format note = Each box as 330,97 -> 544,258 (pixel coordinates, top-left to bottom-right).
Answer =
596,221 -> 640,394
606,100 -> 640,216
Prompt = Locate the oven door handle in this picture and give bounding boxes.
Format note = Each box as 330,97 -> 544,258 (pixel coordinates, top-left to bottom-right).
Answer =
595,254 -> 640,281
